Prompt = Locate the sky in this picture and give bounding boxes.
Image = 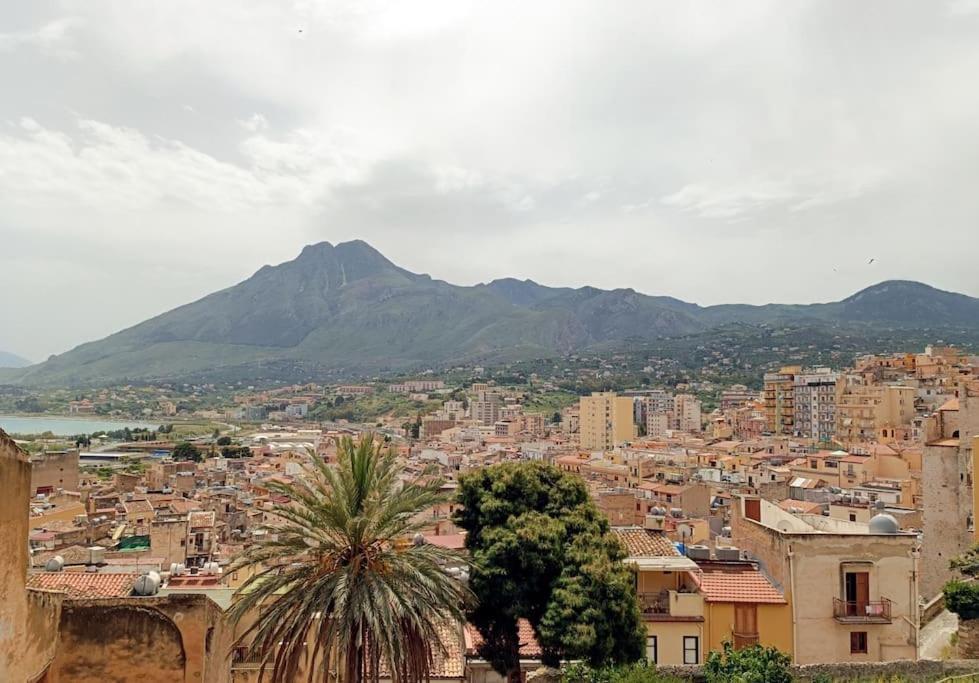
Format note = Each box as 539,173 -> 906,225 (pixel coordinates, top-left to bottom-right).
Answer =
3,1 -> 979,361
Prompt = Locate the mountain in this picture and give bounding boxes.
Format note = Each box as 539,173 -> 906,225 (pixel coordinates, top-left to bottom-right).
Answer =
0,351 -> 31,368
7,241 -> 979,386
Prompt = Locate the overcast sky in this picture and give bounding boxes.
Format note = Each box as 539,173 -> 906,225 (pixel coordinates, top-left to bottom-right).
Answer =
3,1 -> 979,361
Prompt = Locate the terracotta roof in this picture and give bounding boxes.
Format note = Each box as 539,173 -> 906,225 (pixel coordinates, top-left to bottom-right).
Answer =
939,398 -> 960,412
695,563 -> 786,604
27,572 -> 138,599
32,545 -> 91,567
425,533 -> 467,550
379,620 -> 465,678
465,619 -> 542,659
611,527 -> 679,558
777,499 -> 822,515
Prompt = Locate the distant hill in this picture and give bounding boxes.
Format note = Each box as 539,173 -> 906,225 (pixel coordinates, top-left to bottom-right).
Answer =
8,240 -> 979,386
0,351 -> 31,368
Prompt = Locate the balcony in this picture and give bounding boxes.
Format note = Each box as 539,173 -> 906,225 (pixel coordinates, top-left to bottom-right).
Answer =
639,590 -> 704,620
833,598 -> 892,624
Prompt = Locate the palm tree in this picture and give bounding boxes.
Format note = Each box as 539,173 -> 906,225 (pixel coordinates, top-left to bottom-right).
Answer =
228,434 -> 472,683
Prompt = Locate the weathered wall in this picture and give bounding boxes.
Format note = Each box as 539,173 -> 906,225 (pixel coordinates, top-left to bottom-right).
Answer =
0,429 -> 64,682
45,593 -> 232,683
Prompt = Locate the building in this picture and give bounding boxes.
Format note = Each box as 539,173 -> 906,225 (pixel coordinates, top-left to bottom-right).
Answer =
793,368 -> 839,441
697,559 -> 792,656
920,381 -> 979,599
29,449 -> 80,497
613,526 -> 705,666
836,379 -> 916,444
732,496 -> 918,664
579,392 -> 636,451
673,394 -> 702,434
764,366 -> 800,435
472,391 -> 503,426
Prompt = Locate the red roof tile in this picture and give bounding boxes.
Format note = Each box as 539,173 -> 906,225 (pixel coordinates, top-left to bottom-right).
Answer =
612,527 -> 679,558
695,563 -> 785,604
27,572 -> 138,599
465,619 -> 541,659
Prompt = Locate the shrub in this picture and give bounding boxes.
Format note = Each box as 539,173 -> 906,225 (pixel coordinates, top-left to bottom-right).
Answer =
703,642 -> 791,683
944,579 -> 979,619
562,662 -> 684,683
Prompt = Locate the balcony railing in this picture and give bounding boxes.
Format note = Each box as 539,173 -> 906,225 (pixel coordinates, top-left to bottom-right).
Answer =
833,598 -> 892,623
638,591 -> 703,619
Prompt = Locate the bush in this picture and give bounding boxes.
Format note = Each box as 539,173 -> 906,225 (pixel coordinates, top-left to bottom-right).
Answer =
703,642 -> 791,683
944,580 -> 979,619
562,662 -> 683,683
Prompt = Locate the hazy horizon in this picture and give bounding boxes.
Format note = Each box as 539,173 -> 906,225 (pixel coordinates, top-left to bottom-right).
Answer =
4,1 -> 979,359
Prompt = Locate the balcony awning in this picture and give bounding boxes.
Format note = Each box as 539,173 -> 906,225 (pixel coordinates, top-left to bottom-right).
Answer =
624,556 -> 700,572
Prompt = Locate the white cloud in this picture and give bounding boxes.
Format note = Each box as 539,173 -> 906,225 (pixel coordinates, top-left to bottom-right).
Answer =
0,18 -> 81,59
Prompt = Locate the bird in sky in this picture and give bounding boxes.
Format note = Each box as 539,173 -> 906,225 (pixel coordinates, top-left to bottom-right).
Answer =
868,258 -> 875,264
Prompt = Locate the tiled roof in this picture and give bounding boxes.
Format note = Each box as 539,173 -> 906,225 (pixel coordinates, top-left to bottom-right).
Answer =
27,571 -> 138,599
425,533 -> 467,550
695,563 -> 786,604
611,527 -> 679,558
465,619 -> 542,659
379,619 -> 465,678
776,499 -> 822,515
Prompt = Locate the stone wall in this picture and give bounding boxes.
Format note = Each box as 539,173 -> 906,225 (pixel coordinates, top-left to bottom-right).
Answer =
0,429 -> 64,682
45,592 -> 233,683
643,660 -> 979,681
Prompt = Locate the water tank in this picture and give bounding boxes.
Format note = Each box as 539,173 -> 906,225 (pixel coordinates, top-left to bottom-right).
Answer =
868,513 -> 900,534
670,508 -> 683,518
45,556 -> 64,572
134,571 -> 161,596
716,547 -> 742,561
412,533 -> 426,547
202,562 -> 220,575
88,546 -> 105,565
686,545 -> 710,561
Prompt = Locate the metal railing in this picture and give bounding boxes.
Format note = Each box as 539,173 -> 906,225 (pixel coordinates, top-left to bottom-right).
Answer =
832,597 -> 892,622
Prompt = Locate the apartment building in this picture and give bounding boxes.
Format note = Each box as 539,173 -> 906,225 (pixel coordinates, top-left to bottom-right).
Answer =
793,368 -> 839,441
763,366 -> 800,435
673,394 -> 702,433
732,496 -> 918,664
579,392 -> 635,451
836,379 -> 916,444
472,390 -> 503,426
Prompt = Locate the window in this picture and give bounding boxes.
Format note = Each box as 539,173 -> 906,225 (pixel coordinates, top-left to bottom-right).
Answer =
850,631 -> 867,654
683,636 -> 699,664
646,635 -> 657,664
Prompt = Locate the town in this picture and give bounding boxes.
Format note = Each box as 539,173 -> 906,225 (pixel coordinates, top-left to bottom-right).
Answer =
3,343 -> 978,681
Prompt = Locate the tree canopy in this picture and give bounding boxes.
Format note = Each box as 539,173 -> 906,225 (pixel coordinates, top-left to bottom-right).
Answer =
228,435 -> 471,683
455,462 -> 644,677
172,441 -> 202,462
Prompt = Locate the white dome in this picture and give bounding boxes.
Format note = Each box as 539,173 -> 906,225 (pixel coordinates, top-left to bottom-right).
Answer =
868,513 -> 900,534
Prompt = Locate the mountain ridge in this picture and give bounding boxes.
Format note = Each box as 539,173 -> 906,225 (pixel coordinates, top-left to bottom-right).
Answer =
6,241 -> 979,387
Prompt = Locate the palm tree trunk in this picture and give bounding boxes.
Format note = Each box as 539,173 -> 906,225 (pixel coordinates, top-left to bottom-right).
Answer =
344,639 -> 363,683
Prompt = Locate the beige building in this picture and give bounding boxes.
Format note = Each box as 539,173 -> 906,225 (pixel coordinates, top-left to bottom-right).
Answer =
579,392 -> 635,451
764,366 -> 800,435
732,496 -> 918,664
836,378 -> 916,444
613,526 -> 705,666
673,394 -> 702,433
920,381 -> 979,599
29,449 -> 80,496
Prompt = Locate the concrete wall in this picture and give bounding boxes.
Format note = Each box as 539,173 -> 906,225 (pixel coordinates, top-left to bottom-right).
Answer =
30,450 -> 80,496
703,602 -> 793,657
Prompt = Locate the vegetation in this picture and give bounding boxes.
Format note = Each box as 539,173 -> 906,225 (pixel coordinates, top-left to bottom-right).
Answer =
944,546 -> 979,620
172,441 -> 202,462
227,435 -> 471,683
455,462 -> 644,679
703,642 -> 792,683
562,662 -> 685,683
